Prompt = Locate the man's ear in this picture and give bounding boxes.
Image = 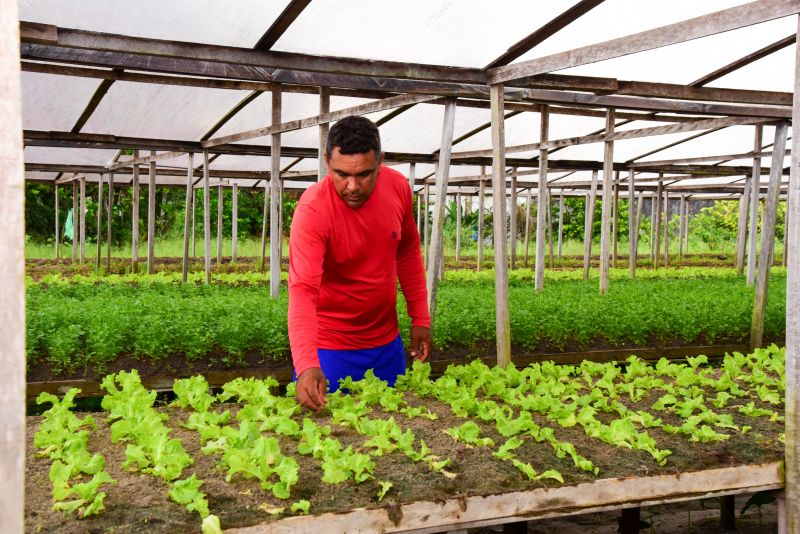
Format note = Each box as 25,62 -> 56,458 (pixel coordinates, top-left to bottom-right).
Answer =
378,151 -> 385,166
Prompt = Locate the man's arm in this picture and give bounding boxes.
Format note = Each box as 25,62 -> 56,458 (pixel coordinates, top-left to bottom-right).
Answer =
288,202 -> 328,411
396,183 -> 432,360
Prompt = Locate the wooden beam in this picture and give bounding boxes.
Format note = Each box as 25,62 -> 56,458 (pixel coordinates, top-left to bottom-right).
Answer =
106,171 -> 113,271
181,153 -> 193,283
654,177 -> 664,269
510,171 -> 518,269
147,154 -> 156,274
630,149 -> 791,168
736,182 -> 751,274
491,85 -> 511,367
485,0 -> 606,68
628,170 -> 636,278
95,172 -> 103,271
691,34 -> 796,86
523,187 -> 533,267
71,181 -> 77,261
203,93 -> 437,148
535,106 -> 549,291
318,86 -> 330,180
54,184 -> 60,259
202,151 -> 212,283
455,189 -> 462,262
253,0 -> 313,51
270,86 -> 283,298
614,79 -> 791,106
216,185 -> 223,266
751,121 -> 789,349
599,109 -> 615,294
107,150 -> 185,171
583,170 -> 598,279
487,0 -> 800,83
557,192 -> 564,259
747,126 -> 764,286
79,176 -> 86,262
0,1 -> 26,526
231,183 -> 238,262
131,152 -> 140,273
477,168 -> 486,272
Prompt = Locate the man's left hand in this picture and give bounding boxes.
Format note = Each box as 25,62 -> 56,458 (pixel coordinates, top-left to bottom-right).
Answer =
409,326 -> 432,362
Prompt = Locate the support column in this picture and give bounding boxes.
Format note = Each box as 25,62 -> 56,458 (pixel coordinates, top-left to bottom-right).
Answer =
490,84 -> 511,366
455,188 -> 462,262
535,106 -> 549,291
270,85 -> 283,299
181,153 -> 194,283
54,184 -> 60,259
71,180 -> 77,261
477,169 -> 486,272
423,184 -> 430,267
132,151 -> 140,273
547,188 -> 554,269
147,153 -> 156,274
684,198 -> 691,254
95,173 -> 104,271
736,180 -> 751,274
628,170 -> 636,278
635,191 -> 644,263
191,188 -> 197,258
260,180 -> 268,272
663,190 -> 670,268
612,172 -> 619,269
751,122 -> 789,350
523,188 -> 532,266
106,171 -> 113,271
232,183 -> 238,262
203,150 -> 212,284
599,109 -> 615,294
426,98 -> 457,325
216,185 -> 223,266
649,194 -> 656,262
0,5 -> 26,525
557,192 -> 564,259
785,18 -> 800,533
510,170 -> 518,269
318,86 -> 330,181
583,170 -> 598,280
747,125 -> 763,286
785,195 -> 791,267
678,194 -> 686,261
654,176 -> 663,269
79,176 -> 86,262
408,163 -> 416,202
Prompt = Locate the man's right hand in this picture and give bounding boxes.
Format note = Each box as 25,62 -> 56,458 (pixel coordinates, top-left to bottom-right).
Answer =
296,367 -> 328,412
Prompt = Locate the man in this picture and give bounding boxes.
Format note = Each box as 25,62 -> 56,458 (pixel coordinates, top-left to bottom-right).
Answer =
288,115 -> 432,412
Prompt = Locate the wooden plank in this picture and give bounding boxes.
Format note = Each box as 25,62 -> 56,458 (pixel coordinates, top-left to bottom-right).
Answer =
131,152 -> 140,273
181,154 -> 193,282
426,98 -> 457,324
635,191 -> 644,264
547,188 -> 554,269
615,79 -> 792,106
664,191 -> 671,268
147,156 -> 156,274
490,85 -> 511,367
232,183 -> 238,262
216,185 -> 223,266
787,21 -> 800,534
751,122 -> 789,349
318,86 -> 330,181
487,0 -> 800,82
106,171 -> 113,271
509,171 -> 518,269
0,4 -> 26,525
628,170 -> 636,278
678,194 -> 686,261
557,193 -> 564,259
736,184 -> 751,274
599,110 -> 615,294
451,116 -> 767,160
523,188 -> 533,266
253,0 -> 313,51
477,169 -> 486,272
227,463 -> 783,534
423,184 -> 430,267
79,176 -> 86,262
203,151 -> 212,284
71,181 -> 77,261
270,86 -> 282,298
535,106 -> 549,291
203,93 -> 437,148
583,170 -> 598,280
54,184 -> 60,259
485,0 -> 605,68
691,34 -> 796,86
107,149 -> 185,171
95,172 -> 103,271
612,173 -> 619,268
455,189 -> 462,262
629,148 -> 790,168
747,126 -> 764,286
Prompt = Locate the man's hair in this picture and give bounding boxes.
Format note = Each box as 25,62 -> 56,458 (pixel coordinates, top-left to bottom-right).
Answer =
326,115 -> 381,159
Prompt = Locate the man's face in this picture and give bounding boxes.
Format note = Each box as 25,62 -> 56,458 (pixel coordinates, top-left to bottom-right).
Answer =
326,147 -> 383,209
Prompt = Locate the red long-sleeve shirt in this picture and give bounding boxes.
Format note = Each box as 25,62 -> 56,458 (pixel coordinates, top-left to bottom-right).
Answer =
288,165 -> 430,377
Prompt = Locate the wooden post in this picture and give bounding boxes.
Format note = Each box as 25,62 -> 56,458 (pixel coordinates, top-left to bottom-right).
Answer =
535,105 -> 549,291
0,5 -> 26,525
79,176 -> 86,262
216,185 -> 223,266
260,180 -> 268,272
54,184 -> 60,259
132,151 -> 140,273
547,188 -> 554,269
318,86 -> 330,181
786,18 -> 800,533
635,191 -> 644,263
423,183 -> 430,268
232,183 -> 238,262
270,85 -> 283,299
750,121 -> 789,350
663,191 -> 670,268
654,176 -> 663,269
557,192 -> 564,259
181,153 -> 193,283
510,170 -> 518,269
408,163 -> 416,206
477,169 -> 486,272
736,182 -> 751,274
523,187 -> 532,266
678,194 -> 686,261
649,194 -> 656,262
785,195 -> 791,268
147,153 -> 156,274
599,108 -> 615,294
612,172 -> 619,268
684,198 -> 691,254
583,170 -> 598,280
747,125 -> 763,286
628,170 -> 636,278
191,188 -> 197,258
71,180 -> 77,261
416,190 -> 422,236
95,173 -> 103,271
490,83 -> 511,366
106,171 -> 114,271
455,188 -> 462,262
426,98 -> 457,324
203,150 -> 212,284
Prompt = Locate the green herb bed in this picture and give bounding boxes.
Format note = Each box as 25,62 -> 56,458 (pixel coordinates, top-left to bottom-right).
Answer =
26,346 -> 785,533
26,268 -> 786,376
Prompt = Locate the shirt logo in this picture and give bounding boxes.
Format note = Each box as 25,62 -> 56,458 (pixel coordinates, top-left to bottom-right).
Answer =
391,231 -> 398,240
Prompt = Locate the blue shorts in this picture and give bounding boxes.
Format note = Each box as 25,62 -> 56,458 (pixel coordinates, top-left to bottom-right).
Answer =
295,334 -> 406,393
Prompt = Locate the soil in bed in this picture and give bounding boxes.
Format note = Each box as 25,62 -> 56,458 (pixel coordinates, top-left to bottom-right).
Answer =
25,381 -> 784,534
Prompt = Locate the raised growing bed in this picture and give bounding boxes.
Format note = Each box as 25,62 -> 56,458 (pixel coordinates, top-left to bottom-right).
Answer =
26,347 -> 786,533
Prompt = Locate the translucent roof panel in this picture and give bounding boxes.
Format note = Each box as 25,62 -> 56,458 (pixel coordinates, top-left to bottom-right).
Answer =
19,0 -> 291,47
24,146 -> 118,167
21,72 -> 103,131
